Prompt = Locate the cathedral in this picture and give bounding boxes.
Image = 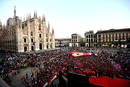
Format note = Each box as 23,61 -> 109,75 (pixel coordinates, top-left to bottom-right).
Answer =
0,6 -> 55,52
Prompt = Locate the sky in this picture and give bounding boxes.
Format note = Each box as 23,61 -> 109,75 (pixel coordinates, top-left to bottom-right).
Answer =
0,0 -> 130,38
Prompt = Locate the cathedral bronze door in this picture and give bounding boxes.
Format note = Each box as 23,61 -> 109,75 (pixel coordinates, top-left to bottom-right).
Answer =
24,47 -> 27,52
39,43 -> 42,50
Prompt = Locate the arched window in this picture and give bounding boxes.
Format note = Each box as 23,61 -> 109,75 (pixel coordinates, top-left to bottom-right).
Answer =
47,45 -> 48,49
24,38 -> 26,43
39,24 -> 41,30
31,46 -> 34,51
31,39 -> 33,42
39,34 -> 42,38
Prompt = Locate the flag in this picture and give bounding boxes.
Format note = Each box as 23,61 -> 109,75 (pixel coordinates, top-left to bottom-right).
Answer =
68,52 -> 92,57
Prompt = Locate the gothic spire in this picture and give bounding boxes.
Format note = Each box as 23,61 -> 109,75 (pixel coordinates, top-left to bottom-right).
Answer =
14,5 -> 16,18
42,15 -> 46,22
52,28 -> 54,34
34,11 -> 37,18
0,20 -> 2,26
27,13 -> 31,20
48,22 -> 50,32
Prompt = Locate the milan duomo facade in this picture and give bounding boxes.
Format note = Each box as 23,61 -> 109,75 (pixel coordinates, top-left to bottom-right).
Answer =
0,7 -> 55,52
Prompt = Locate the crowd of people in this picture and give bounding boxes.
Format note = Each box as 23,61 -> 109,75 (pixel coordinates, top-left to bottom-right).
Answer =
0,47 -> 130,87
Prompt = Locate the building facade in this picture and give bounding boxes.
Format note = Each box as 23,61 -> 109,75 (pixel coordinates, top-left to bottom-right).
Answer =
96,28 -> 130,48
84,30 -> 96,47
0,6 -> 55,52
69,33 -> 83,47
55,38 -> 71,48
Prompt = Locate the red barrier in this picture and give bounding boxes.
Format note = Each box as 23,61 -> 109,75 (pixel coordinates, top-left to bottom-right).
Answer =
89,76 -> 130,87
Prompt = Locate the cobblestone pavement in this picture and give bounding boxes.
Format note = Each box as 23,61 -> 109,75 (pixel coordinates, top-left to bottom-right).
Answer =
9,67 -> 36,87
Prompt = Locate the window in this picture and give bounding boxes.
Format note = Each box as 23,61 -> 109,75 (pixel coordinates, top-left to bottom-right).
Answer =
31,39 -> 33,42
46,39 -> 48,42
75,36 -> 77,39
24,38 -> 26,43
115,33 -> 117,40
89,35 -> 90,38
119,33 -> 121,39
47,45 -> 48,49
126,33 -> 128,39
31,32 -> 33,36
91,39 -> 93,42
87,39 -> 88,42
22,24 -> 24,29
31,46 -> 34,51
122,33 -> 124,39
25,23 -> 27,26
39,24 -> 41,30
39,34 -> 42,38
91,35 -> 93,38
